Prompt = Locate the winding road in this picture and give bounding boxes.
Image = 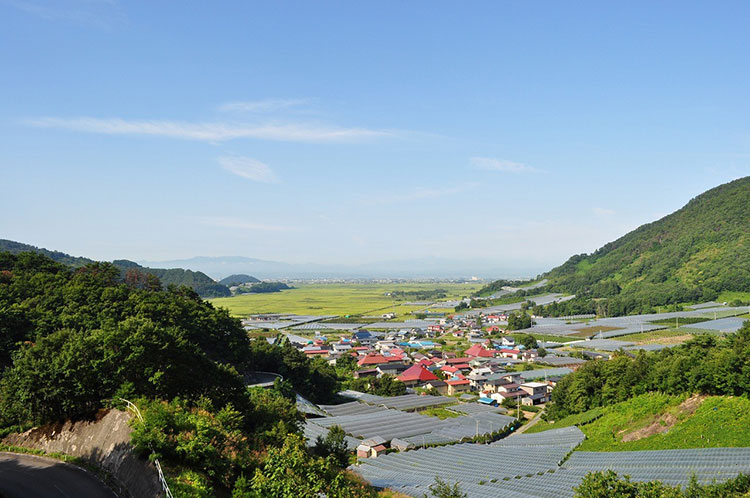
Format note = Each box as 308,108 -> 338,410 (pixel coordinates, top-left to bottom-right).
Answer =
0,452 -> 117,498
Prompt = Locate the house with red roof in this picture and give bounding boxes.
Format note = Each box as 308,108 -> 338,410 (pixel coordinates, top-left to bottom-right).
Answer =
445,357 -> 472,365
465,344 -> 495,358
445,378 -> 471,395
396,364 -> 438,387
440,365 -> 459,375
499,348 -> 521,360
357,353 -> 391,367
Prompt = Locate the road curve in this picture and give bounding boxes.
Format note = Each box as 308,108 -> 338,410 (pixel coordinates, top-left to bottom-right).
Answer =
0,452 -> 117,498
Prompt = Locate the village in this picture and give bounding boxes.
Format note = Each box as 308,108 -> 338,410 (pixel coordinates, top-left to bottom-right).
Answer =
241,308 -> 593,459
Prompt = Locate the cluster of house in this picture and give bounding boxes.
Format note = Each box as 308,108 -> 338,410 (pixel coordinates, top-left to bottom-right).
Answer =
390,344 -> 553,406
290,326 -> 578,407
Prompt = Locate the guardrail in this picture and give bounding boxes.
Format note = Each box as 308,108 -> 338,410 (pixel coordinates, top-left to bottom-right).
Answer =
120,398 -> 174,498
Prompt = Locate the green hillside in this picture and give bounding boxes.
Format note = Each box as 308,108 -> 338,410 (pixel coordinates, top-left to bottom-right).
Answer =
0,240 -> 230,298
113,259 -> 230,297
529,393 -> 750,452
542,177 -> 750,315
219,273 -> 261,286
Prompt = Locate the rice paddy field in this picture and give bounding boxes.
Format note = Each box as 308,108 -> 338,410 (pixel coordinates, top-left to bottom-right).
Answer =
209,282 -> 483,318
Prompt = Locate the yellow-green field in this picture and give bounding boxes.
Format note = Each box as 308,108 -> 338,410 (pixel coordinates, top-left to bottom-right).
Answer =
209,282 -> 482,318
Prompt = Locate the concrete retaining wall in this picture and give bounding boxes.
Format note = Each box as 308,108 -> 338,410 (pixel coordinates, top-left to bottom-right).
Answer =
3,409 -> 162,497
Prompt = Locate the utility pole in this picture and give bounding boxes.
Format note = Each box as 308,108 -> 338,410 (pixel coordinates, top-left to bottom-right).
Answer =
517,395 -> 521,421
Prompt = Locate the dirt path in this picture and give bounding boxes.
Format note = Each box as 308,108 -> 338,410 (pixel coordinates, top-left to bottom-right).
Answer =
513,409 -> 545,435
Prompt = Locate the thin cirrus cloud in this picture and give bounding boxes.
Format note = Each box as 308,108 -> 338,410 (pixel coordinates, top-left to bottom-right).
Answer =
593,207 -> 616,216
25,116 -> 393,143
470,157 -> 537,173
363,182 -> 479,205
196,216 -> 290,232
219,156 -> 278,183
217,98 -> 309,113
1,0 -> 124,27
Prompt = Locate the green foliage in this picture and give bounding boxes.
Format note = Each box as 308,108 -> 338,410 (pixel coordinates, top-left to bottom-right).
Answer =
574,470 -> 750,498
525,407 -> 604,434
245,387 -> 303,445
388,289 -> 448,301
236,282 -> 292,294
220,274 -> 261,286
347,375 -> 407,397
130,398 -> 256,490
240,433 -> 375,498
540,177 -> 750,316
507,312 -> 534,330
0,240 -> 230,297
0,252 -> 251,425
547,321 -> 750,420
247,338 -> 339,402
578,394 -> 750,451
312,425 -> 350,467
423,477 -> 467,498
114,260 -> 231,297
516,333 -> 538,349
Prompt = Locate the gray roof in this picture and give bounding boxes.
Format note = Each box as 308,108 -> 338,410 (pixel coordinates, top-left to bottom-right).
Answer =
519,368 -> 573,380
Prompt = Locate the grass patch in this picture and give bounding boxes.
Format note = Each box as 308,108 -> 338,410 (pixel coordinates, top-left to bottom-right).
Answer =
209,282 -> 482,317
525,407 -> 605,434
511,333 -> 578,343
420,406 -> 462,419
717,291 -> 750,303
554,393 -> 750,452
623,328 -> 692,344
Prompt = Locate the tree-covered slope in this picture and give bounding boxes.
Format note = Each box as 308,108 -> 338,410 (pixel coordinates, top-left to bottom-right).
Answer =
219,273 -> 261,286
543,177 -> 750,314
0,239 -> 92,267
113,259 -> 230,297
0,240 -> 230,297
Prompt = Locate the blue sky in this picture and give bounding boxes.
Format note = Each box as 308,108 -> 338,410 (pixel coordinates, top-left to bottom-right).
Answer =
1,0 -> 749,274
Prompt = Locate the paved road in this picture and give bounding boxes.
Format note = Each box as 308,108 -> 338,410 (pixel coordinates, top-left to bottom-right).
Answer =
0,452 -> 117,498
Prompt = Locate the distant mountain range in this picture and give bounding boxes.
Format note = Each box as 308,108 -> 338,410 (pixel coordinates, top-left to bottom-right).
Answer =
137,255 -> 540,280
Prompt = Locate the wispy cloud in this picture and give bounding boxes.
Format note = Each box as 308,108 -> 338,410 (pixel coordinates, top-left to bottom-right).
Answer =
218,99 -> 309,113
1,0 -> 124,28
219,156 -> 278,183
363,183 -> 479,205
470,157 -> 537,173
593,207 -> 615,217
196,216 -> 290,232
26,116 -> 393,143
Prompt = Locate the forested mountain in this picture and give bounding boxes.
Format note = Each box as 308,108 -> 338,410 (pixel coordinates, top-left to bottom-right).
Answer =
219,273 -> 261,286
532,177 -> 749,315
0,240 -> 230,297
